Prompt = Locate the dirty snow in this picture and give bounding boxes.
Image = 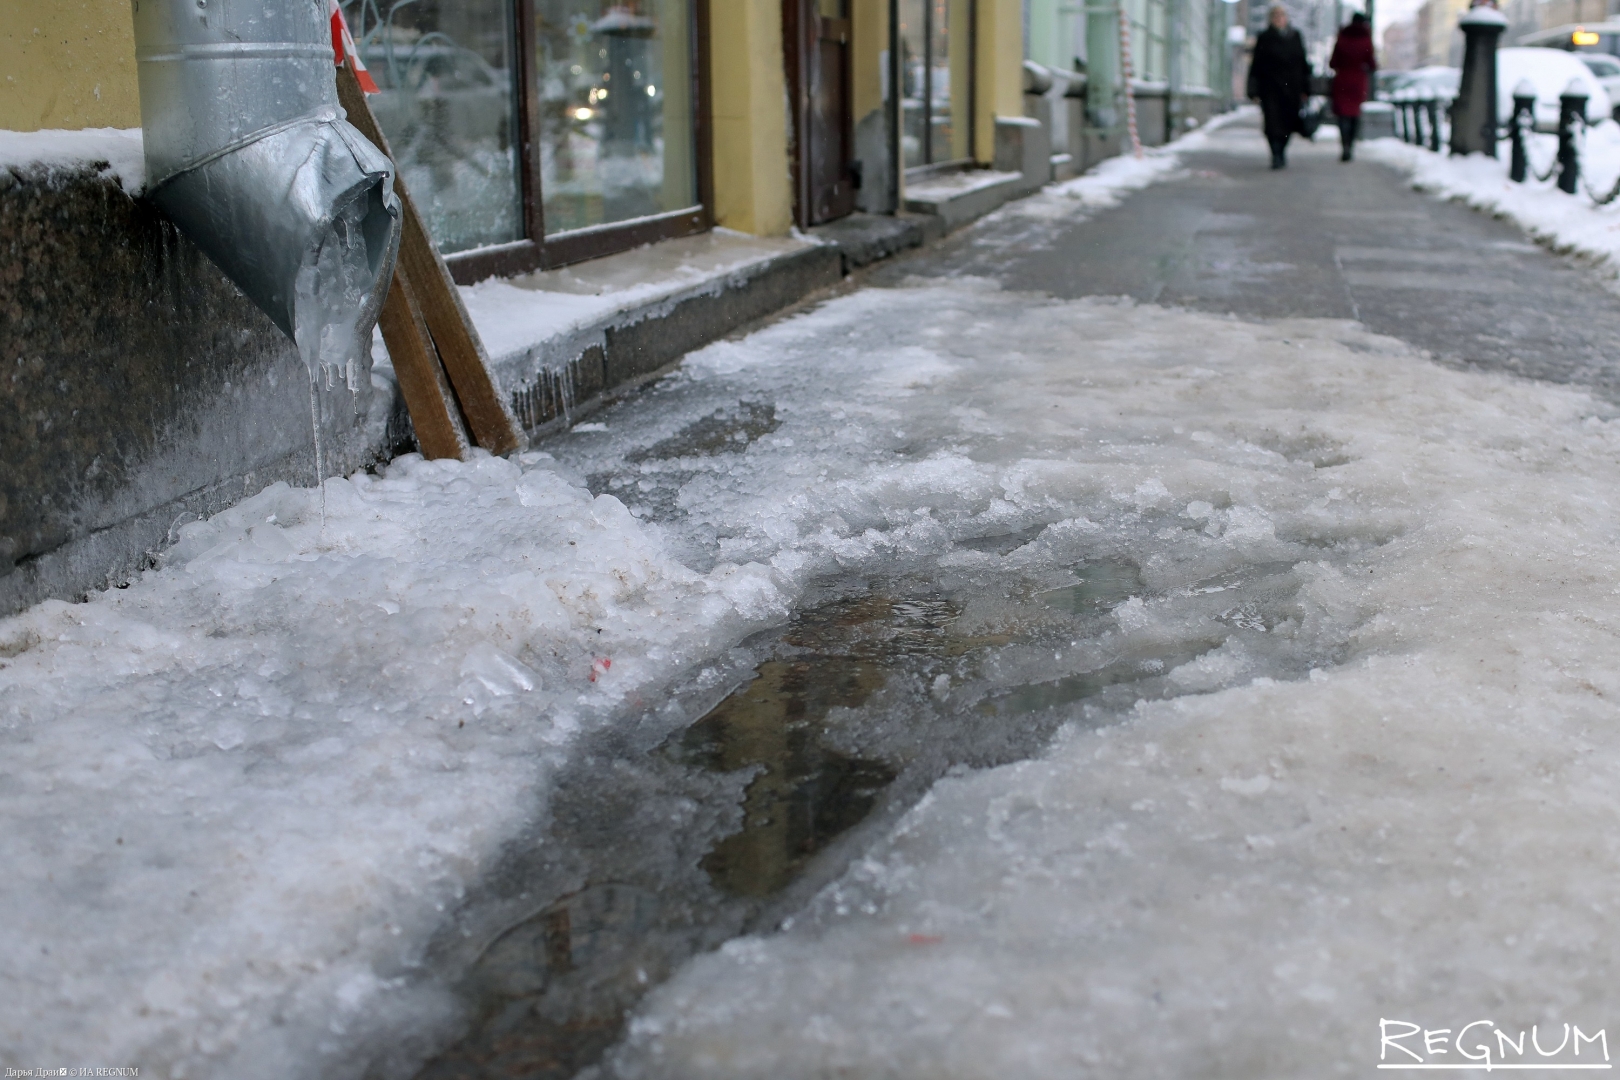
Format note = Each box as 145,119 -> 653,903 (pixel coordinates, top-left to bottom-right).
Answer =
9,107 -> 1620,1078
0,126 -> 145,190
591,288 -> 1620,1077
0,454 -> 791,1077
1366,125 -> 1620,277
904,168 -> 1026,201
982,107 -> 1246,230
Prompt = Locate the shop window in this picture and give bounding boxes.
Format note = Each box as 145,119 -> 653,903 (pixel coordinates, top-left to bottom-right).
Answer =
342,0 -> 711,281
345,0 -> 524,254
899,0 -> 973,170
1126,0 -> 1169,84
534,0 -> 697,233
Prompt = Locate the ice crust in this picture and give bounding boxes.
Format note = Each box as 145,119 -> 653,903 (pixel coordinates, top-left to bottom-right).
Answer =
8,119 -> 1620,1074
587,294 -> 1620,1076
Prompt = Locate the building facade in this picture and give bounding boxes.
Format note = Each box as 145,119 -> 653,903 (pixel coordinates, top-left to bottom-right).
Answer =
1023,0 -> 1235,152
0,0 -> 1045,615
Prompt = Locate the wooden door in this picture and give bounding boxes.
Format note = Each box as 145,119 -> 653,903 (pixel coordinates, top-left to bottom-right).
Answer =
786,0 -> 856,226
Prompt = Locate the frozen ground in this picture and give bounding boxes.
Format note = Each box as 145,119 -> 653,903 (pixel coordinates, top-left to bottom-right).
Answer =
600,291 -> 1620,1077
8,115 -> 1620,1079
1366,124 -> 1620,279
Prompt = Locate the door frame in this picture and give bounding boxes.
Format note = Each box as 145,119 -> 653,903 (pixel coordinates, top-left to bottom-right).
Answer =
783,0 -> 857,229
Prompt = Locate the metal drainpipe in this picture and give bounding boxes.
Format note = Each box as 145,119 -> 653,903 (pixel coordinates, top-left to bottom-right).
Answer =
132,0 -> 400,370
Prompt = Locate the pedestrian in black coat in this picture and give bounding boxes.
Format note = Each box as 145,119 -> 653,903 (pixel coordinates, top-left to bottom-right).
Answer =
1247,4 -> 1312,169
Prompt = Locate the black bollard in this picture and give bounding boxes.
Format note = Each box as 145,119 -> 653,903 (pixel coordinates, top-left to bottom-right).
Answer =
1426,98 -> 1442,152
1558,79 -> 1587,194
1450,6 -> 1506,156
1508,79 -> 1535,182
1412,98 -> 1426,149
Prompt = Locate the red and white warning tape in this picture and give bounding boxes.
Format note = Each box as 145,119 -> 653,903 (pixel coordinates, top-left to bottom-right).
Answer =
328,1 -> 380,94
1118,5 -> 1143,159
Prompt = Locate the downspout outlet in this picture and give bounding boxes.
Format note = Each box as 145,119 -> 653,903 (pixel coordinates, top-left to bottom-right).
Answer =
133,0 -> 401,385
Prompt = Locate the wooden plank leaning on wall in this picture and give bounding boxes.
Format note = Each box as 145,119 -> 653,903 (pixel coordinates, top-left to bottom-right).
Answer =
336,59 -> 525,460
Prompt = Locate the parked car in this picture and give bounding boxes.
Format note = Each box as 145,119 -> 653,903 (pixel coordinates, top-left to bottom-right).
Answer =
1497,47 -> 1613,129
1388,66 -> 1461,100
1576,52 -> 1620,119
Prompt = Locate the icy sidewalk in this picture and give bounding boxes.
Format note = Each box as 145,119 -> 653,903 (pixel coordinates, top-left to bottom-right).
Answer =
595,290 -> 1620,1078
13,276 -> 1620,1076
10,110 -> 1620,1077
1366,126 -> 1620,278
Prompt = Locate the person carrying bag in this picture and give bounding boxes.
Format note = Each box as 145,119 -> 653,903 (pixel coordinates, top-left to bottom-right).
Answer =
1248,4 -> 1313,169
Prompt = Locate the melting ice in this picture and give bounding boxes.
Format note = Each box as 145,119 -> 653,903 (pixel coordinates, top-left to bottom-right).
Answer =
7,279 -> 1620,1079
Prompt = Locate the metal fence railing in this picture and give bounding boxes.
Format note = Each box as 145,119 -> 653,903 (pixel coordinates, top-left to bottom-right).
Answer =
1384,83 -> 1620,206
1390,93 -> 1444,154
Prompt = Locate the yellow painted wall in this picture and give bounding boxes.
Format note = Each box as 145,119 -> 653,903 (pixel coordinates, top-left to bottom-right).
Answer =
1,0 -> 140,131
709,0 -> 794,236
851,0 -> 885,122
974,0 -> 1024,163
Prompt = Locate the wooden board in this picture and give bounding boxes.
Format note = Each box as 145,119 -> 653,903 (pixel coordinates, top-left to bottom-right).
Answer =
336,60 -> 525,456
375,262 -> 469,459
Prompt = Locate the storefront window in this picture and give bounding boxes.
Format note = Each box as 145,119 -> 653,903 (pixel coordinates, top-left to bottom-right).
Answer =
534,0 -> 698,234
899,0 -> 971,168
342,0 -> 525,254
1126,0 -> 1169,84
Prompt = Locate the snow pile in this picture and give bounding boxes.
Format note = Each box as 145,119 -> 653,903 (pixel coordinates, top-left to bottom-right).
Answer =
987,106 -> 1248,230
1365,125 -> 1620,275
0,127 -> 146,190
0,454 -> 793,1077
584,288 -> 1620,1077
459,276 -> 633,359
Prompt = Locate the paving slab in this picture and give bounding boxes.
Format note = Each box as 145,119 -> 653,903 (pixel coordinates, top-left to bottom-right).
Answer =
879,115 -> 1620,401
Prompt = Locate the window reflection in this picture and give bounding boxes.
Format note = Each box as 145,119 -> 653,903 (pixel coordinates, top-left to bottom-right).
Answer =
342,0 -> 524,255
535,0 -> 697,234
899,0 -> 969,167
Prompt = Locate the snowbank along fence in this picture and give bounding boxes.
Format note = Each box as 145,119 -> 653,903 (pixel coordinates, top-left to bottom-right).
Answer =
1387,82 -> 1620,205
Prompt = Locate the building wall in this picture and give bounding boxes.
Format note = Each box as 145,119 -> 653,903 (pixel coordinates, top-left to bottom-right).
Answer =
1382,19 -> 1420,71
1417,0 -> 1470,65
0,161 -> 402,617
0,0 -> 140,131
709,0 -> 795,235
977,0 -> 1026,163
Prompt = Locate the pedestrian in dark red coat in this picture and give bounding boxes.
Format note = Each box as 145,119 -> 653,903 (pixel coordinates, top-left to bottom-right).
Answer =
1330,12 -> 1377,161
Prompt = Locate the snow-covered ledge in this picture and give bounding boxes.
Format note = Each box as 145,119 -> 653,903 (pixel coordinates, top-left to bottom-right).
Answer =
0,127 -> 147,191
440,229 -> 843,434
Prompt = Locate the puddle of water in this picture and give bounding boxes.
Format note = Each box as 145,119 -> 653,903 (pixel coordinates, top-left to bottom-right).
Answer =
679,660 -> 896,898
670,592 -> 959,899
411,549 -> 1342,1080
1036,558 -> 1144,616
